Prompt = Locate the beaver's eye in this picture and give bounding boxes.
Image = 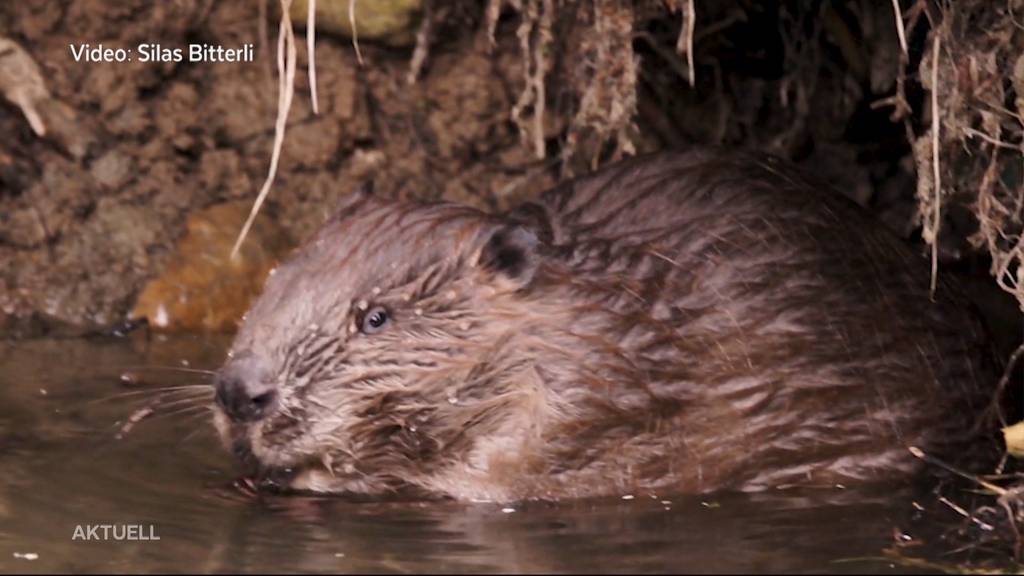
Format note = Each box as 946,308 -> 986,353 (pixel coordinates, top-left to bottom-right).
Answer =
361,306 -> 390,334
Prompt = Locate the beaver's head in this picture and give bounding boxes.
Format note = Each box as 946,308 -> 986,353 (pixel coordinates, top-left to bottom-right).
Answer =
212,190 -> 557,498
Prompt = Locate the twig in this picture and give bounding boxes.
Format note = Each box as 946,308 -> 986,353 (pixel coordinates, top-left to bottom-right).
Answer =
307,0 -> 319,114
936,495 -> 995,531
908,446 -> 1005,495
962,126 -> 1023,150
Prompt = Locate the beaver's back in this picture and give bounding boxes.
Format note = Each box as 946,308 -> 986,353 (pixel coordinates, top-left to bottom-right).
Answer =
516,150 -> 994,491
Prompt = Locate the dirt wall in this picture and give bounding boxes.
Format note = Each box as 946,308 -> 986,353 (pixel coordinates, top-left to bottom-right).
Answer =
0,0 -> 1019,347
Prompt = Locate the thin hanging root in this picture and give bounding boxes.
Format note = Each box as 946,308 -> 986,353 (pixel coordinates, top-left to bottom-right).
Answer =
510,0 -> 553,160
307,0 -> 319,114
532,0 -> 553,160
407,0 -> 433,85
929,33 -> 941,298
485,0 -> 502,50
890,0 -> 908,55
676,0 -> 696,87
232,0 -> 298,259
349,0 -> 364,65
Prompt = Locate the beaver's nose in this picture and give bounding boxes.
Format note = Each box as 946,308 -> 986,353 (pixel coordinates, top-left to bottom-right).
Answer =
215,354 -> 278,423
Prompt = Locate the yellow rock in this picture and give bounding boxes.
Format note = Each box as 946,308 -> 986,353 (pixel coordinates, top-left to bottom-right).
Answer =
131,202 -> 293,333
1003,421 -> 1024,459
288,0 -> 422,47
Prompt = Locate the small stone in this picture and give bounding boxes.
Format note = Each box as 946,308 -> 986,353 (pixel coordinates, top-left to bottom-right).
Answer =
90,150 -> 133,189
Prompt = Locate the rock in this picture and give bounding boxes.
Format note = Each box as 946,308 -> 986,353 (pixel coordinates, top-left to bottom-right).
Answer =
0,207 -> 47,248
90,150 -> 134,190
288,0 -> 422,47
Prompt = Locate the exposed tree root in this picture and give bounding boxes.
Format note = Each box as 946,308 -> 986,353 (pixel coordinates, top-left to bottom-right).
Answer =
232,0 -> 298,258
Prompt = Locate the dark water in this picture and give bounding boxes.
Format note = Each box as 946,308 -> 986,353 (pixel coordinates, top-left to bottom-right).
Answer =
0,336 -> 999,573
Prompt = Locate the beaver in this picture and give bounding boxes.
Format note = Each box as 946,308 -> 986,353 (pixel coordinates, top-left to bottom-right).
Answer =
213,149 -> 996,501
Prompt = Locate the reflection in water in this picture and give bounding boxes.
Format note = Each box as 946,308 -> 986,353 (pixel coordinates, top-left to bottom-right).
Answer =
0,336 -> 993,573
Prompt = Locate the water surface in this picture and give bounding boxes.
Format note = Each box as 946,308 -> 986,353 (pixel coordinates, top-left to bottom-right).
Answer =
0,336 -> 998,573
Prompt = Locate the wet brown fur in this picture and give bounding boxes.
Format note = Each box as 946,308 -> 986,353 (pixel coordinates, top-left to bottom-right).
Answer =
214,149 -> 995,501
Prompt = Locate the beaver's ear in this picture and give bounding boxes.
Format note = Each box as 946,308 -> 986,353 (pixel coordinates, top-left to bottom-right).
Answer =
478,225 -> 540,290
331,180 -> 376,221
